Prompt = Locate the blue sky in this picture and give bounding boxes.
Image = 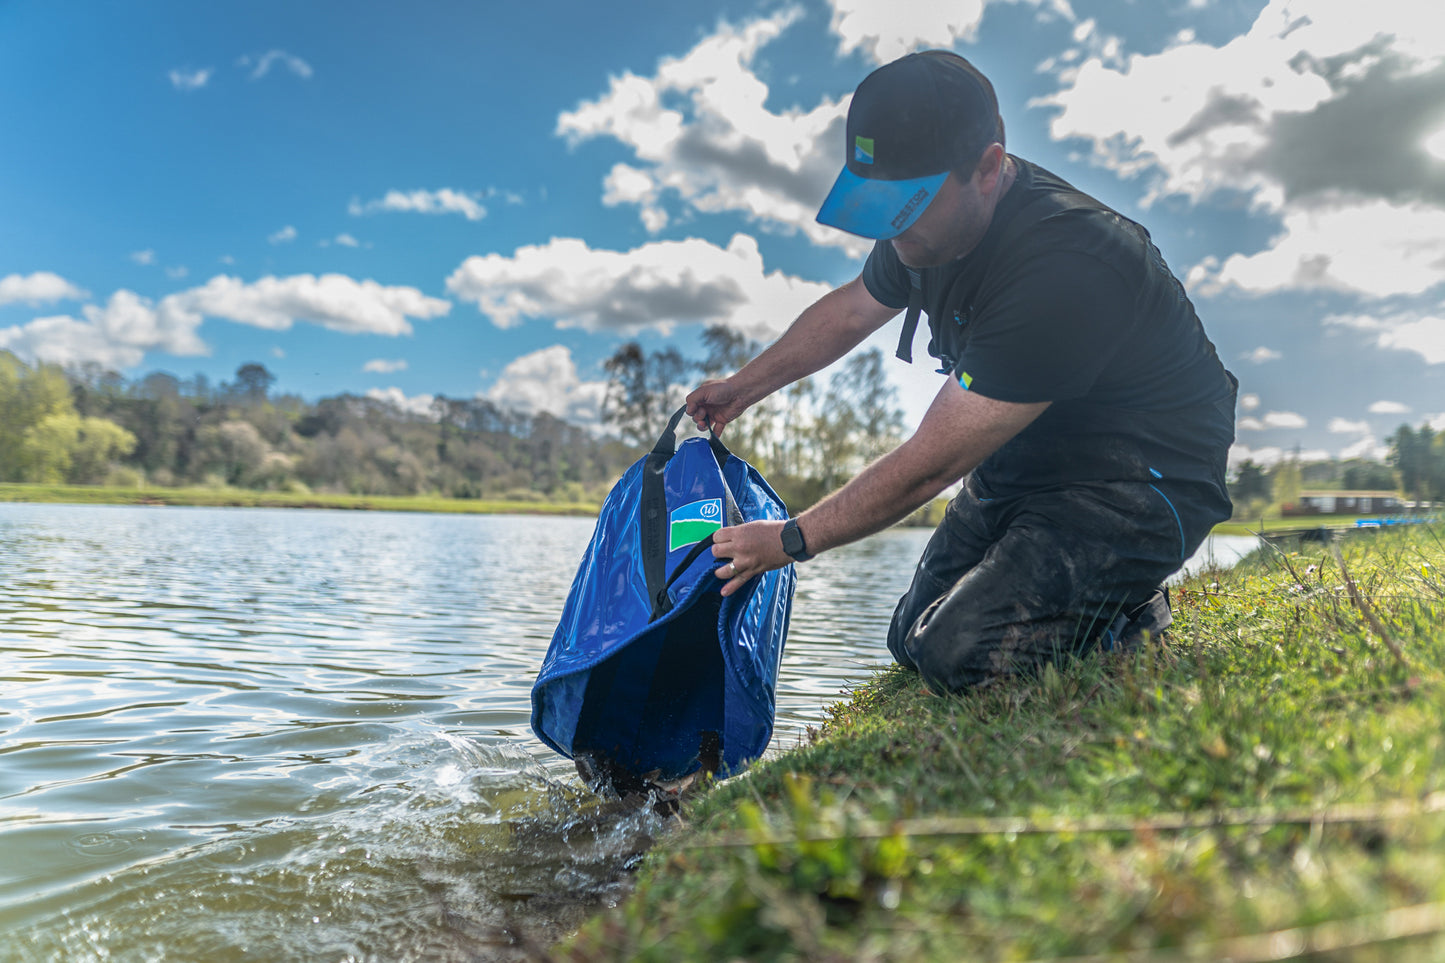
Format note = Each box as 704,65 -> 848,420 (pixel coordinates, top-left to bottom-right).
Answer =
2,0 -> 1443,467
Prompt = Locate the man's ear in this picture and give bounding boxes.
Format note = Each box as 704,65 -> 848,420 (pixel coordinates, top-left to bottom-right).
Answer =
974,143 -> 1006,191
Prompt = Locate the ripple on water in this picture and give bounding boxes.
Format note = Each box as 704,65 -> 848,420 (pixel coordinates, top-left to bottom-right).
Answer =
0,504 -> 933,961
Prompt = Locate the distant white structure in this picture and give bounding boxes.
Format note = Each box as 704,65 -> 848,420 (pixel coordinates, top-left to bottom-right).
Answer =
1281,490 -> 1403,517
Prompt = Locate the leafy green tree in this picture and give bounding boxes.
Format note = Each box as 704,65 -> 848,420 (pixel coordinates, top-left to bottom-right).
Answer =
1269,457 -> 1303,509
234,363 -> 276,406
1230,460 -> 1271,502
194,420 -> 271,486
0,352 -> 74,481
20,413 -> 137,484
602,342 -> 694,449
1388,424 -> 1442,501
1340,459 -> 1396,491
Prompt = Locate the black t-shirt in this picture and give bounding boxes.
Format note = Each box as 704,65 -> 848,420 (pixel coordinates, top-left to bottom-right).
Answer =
862,157 -> 1237,499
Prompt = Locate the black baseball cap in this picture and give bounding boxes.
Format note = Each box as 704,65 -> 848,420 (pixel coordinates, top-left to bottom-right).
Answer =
816,50 -> 1002,240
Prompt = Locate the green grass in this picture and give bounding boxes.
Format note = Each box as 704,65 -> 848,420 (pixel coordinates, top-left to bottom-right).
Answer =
1211,514 -> 1424,536
560,523 -> 1445,961
0,482 -> 598,516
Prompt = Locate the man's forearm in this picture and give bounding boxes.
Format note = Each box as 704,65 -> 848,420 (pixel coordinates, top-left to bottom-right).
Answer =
795,384 -> 1051,556
797,437 -> 962,554
731,278 -> 895,406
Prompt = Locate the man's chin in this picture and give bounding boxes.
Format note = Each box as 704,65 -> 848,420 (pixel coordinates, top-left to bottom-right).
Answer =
891,239 -> 942,268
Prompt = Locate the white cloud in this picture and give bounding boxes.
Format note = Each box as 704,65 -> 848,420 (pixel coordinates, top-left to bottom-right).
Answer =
828,0 -> 989,64
485,345 -> 608,425
1325,310 -> 1445,365
363,358 -> 408,374
164,274 -> 450,337
1329,417 -> 1370,434
0,275 -> 449,370
1338,435 -> 1389,460
557,12 -> 865,254
1263,410 -> 1308,429
1241,410 -> 1309,431
1227,443 -> 1332,469
1369,399 -> 1412,414
0,289 -> 207,368
445,233 -> 831,339
0,272 -> 87,307
268,225 -> 298,245
131,249 -> 157,266
366,387 -> 437,420
242,50 -> 313,81
349,189 -> 487,221
1193,200 -> 1445,299
1239,392 -> 1261,411
168,67 -> 212,91
826,0 -> 1072,65
334,233 -> 359,247
1241,345 -> 1281,363
1042,0 -> 1445,300
165,266 -> 189,280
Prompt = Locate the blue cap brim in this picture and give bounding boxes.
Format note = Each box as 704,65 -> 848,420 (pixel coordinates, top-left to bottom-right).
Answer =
815,166 -> 949,240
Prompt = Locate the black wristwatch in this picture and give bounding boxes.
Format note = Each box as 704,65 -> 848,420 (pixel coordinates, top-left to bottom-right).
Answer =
781,518 -> 813,562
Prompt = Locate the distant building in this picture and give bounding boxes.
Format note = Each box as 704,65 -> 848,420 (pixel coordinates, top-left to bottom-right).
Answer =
1280,490 -> 1403,517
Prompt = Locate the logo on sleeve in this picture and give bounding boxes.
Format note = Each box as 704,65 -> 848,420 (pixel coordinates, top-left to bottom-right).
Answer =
854,136 -> 874,164
670,498 -> 723,551
958,369 -> 974,390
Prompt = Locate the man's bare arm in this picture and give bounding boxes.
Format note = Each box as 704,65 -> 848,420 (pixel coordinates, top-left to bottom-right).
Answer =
709,377 -> 1049,595
687,276 -> 899,431
799,378 -> 1047,553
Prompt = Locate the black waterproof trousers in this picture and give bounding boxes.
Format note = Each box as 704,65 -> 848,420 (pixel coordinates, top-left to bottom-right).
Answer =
887,476 -> 1230,693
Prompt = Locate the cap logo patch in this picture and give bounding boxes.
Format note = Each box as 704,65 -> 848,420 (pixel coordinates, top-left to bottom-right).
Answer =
854,135 -> 874,164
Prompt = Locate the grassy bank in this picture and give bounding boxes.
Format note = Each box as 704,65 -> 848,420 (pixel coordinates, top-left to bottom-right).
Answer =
0,482 -> 598,516
561,523 -> 1445,961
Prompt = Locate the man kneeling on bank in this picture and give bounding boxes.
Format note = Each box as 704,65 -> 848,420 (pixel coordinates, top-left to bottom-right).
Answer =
685,50 -> 1237,693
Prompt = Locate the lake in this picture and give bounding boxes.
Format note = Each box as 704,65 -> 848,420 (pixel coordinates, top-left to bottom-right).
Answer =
0,503 -> 1255,961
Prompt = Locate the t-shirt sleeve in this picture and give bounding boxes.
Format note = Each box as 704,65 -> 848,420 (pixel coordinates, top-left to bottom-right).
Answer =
860,240 -> 911,310
957,248 -> 1136,403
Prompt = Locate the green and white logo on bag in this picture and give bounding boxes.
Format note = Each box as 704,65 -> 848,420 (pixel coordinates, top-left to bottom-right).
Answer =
670,498 -> 723,551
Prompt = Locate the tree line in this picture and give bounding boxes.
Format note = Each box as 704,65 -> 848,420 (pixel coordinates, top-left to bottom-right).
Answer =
0,351 -> 633,502
0,326 -> 906,511
6,336 -> 1432,519
1229,423 -> 1444,518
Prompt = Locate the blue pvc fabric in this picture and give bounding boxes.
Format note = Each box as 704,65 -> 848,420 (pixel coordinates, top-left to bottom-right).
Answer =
531,409 -> 795,784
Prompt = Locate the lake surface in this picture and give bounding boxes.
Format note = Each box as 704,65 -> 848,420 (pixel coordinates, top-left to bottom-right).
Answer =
0,503 -> 1254,961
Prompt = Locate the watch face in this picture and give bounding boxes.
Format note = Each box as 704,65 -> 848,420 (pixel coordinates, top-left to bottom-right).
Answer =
782,520 -> 808,560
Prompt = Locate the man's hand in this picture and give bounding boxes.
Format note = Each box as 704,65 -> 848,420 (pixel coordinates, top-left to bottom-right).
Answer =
710,519 -> 791,596
686,379 -> 748,434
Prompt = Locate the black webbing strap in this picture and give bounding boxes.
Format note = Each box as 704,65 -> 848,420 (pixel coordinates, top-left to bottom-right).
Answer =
643,406 -> 741,621
892,193 -> 1109,365
895,268 -> 924,363
641,406 -> 690,620
655,533 -> 717,617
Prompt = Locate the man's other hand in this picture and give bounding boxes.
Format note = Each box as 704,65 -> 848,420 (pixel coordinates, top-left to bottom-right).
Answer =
711,519 -> 791,596
686,379 -> 746,433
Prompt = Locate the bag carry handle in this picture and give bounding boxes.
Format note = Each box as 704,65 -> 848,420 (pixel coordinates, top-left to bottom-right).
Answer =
642,406 -> 736,622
